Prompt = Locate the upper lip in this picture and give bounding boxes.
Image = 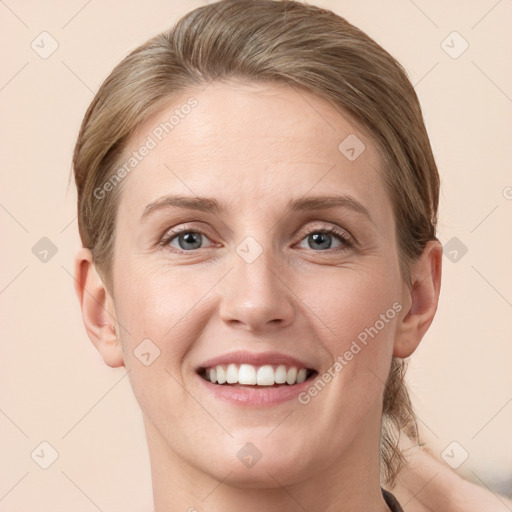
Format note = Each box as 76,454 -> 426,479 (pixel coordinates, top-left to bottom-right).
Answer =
198,350 -> 316,371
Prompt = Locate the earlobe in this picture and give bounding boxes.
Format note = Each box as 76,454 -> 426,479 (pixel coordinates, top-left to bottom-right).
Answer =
73,247 -> 125,368
393,240 -> 443,358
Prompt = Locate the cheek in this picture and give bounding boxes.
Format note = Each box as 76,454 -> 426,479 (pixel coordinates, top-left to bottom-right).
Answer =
112,270 -> 203,433
115,274 -> 192,357
112,259 -> 218,387
302,265 -> 400,346
298,267 -> 400,405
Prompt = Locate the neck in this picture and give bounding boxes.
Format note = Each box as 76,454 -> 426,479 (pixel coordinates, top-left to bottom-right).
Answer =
145,404 -> 391,512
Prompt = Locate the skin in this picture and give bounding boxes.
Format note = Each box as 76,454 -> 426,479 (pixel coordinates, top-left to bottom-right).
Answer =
74,81 -> 442,512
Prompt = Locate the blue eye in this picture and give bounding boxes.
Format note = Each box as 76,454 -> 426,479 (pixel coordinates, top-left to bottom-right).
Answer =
162,230 -> 212,251
298,227 -> 353,251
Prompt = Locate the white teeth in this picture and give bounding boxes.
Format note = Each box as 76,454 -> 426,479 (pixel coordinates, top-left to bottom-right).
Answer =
216,365 -> 226,384
238,364 -> 257,385
204,363 -> 311,386
226,364 -> 238,384
274,364 -> 287,384
286,367 -> 297,385
256,365 -> 275,386
297,368 -> 307,384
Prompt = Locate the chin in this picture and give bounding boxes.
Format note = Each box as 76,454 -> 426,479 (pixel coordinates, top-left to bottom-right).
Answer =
193,435 -> 317,489
215,456 -> 311,489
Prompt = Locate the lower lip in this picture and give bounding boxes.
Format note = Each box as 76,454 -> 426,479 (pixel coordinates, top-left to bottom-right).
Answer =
197,373 -> 316,406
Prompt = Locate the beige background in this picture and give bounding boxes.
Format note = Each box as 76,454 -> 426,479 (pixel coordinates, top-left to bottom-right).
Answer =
1,0 -> 511,510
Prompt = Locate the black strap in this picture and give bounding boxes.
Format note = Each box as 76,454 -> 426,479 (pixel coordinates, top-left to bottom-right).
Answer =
381,488 -> 404,512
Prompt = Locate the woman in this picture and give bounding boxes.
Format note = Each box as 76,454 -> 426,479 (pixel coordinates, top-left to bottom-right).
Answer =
71,1 -> 493,510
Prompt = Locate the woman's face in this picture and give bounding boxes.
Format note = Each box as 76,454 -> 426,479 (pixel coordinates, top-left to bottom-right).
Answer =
109,81 -> 410,486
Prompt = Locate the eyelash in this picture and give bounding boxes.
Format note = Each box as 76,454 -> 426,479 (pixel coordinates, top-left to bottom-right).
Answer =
158,225 -> 354,254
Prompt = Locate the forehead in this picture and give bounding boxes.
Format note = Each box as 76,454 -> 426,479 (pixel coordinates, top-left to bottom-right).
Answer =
116,81 -> 391,223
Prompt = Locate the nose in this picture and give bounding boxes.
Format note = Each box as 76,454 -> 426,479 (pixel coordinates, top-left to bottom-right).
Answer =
218,243 -> 295,333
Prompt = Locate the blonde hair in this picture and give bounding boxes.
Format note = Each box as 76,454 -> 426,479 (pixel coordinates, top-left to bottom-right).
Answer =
72,0 -> 439,485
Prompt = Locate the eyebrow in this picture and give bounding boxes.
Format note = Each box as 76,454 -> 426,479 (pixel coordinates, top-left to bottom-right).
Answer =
141,194 -> 373,223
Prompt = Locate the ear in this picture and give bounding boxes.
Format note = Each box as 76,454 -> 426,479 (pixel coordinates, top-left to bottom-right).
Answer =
73,247 -> 124,368
393,239 -> 443,358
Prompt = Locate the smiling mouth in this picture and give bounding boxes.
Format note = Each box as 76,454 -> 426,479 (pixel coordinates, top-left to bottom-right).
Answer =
198,363 -> 317,387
